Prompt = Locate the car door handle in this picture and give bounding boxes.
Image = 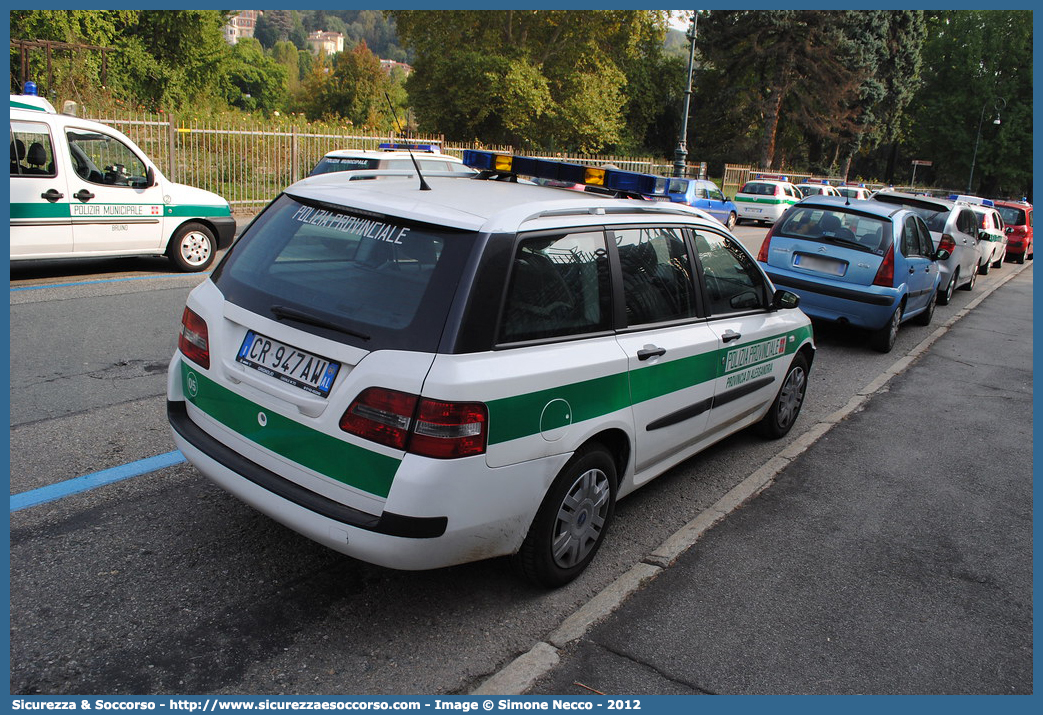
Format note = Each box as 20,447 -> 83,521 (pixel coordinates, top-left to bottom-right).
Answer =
74,189 -> 95,202
721,329 -> 742,343
637,346 -> 666,361
40,189 -> 64,202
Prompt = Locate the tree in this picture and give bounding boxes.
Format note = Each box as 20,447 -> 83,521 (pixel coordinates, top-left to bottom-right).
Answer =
905,11 -> 1032,196
295,41 -> 393,128
697,11 -> 865,170
222,37 -> 287,114
272,40 -> 301,94
390,10 -> 671,152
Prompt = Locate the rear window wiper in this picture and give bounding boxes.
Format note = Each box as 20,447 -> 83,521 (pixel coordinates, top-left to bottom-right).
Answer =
271,305 -> 371,341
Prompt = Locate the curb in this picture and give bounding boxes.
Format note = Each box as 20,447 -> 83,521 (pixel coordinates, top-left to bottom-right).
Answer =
469,259 -> 1031,696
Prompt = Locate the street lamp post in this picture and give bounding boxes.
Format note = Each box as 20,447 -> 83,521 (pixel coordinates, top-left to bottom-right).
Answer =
967,97 -> 1006,195
672,12 -> 699,178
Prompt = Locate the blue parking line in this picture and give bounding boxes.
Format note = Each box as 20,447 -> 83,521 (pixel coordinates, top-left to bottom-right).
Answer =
10,451 -> 187,512
10,272 -> 211,292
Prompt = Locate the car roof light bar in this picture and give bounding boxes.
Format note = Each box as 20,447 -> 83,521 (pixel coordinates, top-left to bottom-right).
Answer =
378,142 -> 440,153
754,173 -> 790,182
462,150 -> 668,198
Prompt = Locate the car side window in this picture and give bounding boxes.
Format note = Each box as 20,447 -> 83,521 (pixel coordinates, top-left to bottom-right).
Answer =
901,216 -> 925,257
66,129 -> 149,187
692,230 -> 767,315
915,218 -> 934,255
499,231 -> 611,343
614,227 -> 698,326
10,121 -> 56,177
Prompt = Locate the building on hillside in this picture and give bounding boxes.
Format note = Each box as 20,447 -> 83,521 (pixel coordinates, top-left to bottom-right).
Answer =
379,59 -> 413,77
224,10 -> 261,45
307,31 -> 345,56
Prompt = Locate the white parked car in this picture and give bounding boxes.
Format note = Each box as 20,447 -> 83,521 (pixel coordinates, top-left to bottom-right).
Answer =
168,152 -> 815,586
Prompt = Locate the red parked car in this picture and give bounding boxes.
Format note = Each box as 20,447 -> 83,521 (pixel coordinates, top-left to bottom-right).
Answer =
995,199 -> 1033,264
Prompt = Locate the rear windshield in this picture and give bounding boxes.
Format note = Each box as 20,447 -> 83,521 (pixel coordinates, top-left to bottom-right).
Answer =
775,206 -> 891,254
212,194 -> 477,352
740,182 -> 778,196
309,156 -> 381,176
997,206 -> 1027,226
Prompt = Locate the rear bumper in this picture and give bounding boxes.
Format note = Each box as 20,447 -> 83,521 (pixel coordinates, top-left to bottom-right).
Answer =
764,269 -> 899,329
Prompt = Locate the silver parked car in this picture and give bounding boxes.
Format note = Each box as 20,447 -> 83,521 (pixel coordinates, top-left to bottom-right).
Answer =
871,192 -> 981,305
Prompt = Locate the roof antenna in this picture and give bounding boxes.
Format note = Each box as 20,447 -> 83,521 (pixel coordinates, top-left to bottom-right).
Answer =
384,92 -> 431,191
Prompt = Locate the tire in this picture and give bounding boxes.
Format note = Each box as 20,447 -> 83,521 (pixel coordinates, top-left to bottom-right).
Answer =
978,258 -> 990,275
938,270 -> 957,306
960,265 -> 977,291
1016,252 -> 1026,265
726,212 -> 737,230
513,444 -> 617,588
914,287 -> 936,326
870,302 -> 902,353
168,222 -> 217,272
757,353 -> 809,439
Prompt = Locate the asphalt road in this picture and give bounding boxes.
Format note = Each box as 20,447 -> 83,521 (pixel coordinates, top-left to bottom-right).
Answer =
8,224 -> 1029,695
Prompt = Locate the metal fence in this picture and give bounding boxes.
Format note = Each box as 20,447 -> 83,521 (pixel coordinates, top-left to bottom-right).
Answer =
83,109 -> 782,212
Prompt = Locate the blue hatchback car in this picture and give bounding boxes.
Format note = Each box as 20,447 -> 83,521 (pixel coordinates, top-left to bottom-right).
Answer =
664,178 -> 738,229
757,196 -> 950,353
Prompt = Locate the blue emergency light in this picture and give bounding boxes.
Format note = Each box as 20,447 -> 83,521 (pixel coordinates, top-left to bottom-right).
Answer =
379,142 -> 439,153
462,150 -> 667,197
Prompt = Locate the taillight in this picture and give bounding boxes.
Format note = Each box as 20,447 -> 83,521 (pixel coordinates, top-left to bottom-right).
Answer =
340,387 -> 487,459
178,307 -> 210,369
938,234 -> 956,253
757,223 -> 776,262
873,244 -> 895,287
411,398 -> 488,459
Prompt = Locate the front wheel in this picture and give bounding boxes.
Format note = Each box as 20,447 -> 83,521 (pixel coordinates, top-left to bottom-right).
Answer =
726,211 -> 737,230
978,258 -> 991,275
870,303 -> 902,353
169,222 -> 216,272
757,353 -> 809,439
513,445 -> 617,588
960,265 -> 977,291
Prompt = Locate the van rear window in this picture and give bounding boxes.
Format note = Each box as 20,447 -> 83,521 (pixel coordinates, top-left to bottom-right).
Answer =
213,195 -> 477,351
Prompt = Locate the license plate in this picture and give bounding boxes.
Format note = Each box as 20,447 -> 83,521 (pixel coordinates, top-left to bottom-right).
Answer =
747,207 -> 763,214
794,253 -> 846,276
236,330 -> 340,398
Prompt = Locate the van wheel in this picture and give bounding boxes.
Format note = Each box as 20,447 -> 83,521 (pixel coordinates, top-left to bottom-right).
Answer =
513,445 -> 617,588
757,353 -> 808,439
169,222 -> 216,272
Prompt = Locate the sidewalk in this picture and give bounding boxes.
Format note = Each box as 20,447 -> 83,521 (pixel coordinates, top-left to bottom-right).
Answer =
483,264 -> 1034,695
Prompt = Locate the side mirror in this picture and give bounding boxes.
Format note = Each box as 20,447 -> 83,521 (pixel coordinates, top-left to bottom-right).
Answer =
146,166 -> 156,188
1005,226 -> 1013,234
771,289 -> 801,310
934,248 -> 951,261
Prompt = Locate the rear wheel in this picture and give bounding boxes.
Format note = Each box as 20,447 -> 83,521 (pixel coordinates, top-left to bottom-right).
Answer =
914,287 -> 936,326
513,445 -> 617,588
757,353 -> 809,439
870,303 -> 902,353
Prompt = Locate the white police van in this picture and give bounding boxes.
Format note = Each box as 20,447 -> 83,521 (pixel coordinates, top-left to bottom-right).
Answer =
734,174 -> 802,225
168,152 -> 815,586
10,92 -> 235,271
310,142 -> 473,178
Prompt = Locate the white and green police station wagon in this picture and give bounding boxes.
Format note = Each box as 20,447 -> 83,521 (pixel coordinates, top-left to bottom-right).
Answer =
168,152 -> 815,586
10,92 -> 234,271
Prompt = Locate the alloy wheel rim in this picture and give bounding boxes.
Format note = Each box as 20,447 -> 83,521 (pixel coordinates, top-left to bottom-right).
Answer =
776,367 -> 806,428
181,232 -> 212,266
552,468 -> 611,569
